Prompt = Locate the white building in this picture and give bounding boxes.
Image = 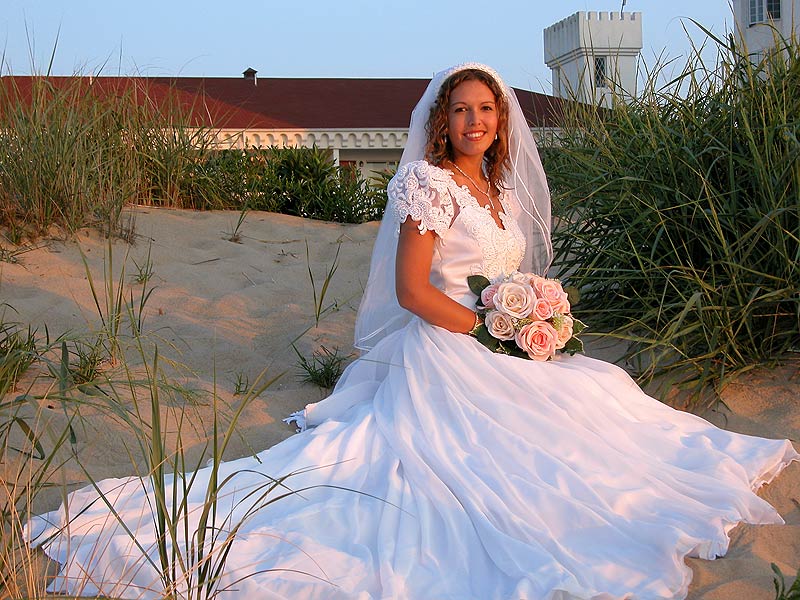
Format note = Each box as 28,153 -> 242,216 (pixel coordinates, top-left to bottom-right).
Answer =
733,0 -> 799,56
544,11 -> 642,107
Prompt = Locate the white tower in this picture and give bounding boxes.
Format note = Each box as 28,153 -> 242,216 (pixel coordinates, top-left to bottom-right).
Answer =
732,0 -> 799,58
544,11 -> 643,107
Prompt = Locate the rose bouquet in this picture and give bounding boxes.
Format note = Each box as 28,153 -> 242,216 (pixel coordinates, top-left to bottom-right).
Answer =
468,273 -> 586,361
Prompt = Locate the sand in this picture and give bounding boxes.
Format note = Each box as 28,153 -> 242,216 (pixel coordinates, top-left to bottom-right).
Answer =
1,207 -> 797,598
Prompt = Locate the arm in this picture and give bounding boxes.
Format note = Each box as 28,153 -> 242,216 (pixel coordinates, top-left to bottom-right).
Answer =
395,217 -> 478,333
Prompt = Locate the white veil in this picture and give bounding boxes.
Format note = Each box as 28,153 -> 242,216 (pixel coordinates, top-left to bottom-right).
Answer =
354,63 -> 553,352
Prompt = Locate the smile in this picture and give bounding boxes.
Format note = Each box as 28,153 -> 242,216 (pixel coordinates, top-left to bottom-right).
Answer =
464,132 -> 486,141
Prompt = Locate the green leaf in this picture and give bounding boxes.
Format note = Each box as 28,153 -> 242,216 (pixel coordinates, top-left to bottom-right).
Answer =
474,325 -> 499,351
467,275 -> 491,297
571,318 -> 588,336
502,343 -> 530,360
562,336 -> 584,355
565,285 -> 581,306
8,416 -> 45,460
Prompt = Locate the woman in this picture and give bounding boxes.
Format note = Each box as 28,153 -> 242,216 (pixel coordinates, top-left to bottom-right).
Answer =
28,64 -> 798,599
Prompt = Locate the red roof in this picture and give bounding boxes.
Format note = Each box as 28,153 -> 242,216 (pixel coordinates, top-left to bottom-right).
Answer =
1,76 -> 565,130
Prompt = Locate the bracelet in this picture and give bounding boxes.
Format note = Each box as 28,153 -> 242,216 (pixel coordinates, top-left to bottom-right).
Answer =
468,312 -> 483,337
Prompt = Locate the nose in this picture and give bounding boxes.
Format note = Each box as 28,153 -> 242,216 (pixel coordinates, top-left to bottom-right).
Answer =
467,108 -> 480,125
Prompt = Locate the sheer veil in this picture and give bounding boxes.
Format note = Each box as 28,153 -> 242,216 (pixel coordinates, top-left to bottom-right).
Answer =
354,63 -> 553,352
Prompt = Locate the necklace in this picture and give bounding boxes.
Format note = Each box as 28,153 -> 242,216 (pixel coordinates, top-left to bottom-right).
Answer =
448,161 -> 496,212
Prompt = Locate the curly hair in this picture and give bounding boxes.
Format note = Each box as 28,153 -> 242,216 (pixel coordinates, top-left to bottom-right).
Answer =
424,68 -> 511,193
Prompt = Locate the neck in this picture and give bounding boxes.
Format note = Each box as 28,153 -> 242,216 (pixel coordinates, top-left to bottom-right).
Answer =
449,156 -> 485,181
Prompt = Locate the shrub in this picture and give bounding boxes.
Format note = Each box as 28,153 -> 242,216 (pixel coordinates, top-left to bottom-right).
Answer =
260,146 -> 386,223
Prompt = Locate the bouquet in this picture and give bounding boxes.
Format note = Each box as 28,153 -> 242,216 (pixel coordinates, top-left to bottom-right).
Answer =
468,272 -> 586,361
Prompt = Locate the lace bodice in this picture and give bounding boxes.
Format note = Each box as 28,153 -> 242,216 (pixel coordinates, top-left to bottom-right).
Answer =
390,160 -> 526,307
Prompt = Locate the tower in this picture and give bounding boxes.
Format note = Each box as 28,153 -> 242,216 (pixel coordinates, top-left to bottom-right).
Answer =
733,0 -> 799,58
544,11 -> 643,107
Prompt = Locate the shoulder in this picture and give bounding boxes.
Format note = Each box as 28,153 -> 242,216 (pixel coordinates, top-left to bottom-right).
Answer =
390,160 -> 452,194
388,160 -> 456,237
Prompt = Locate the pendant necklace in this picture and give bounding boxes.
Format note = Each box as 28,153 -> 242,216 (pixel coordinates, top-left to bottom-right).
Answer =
448,161 -> 496,212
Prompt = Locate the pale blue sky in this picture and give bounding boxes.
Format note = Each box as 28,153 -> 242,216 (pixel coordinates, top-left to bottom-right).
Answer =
1,1 -> 733,92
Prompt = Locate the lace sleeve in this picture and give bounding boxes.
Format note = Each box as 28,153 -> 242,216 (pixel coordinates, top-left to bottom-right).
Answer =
388,160 -> 454,237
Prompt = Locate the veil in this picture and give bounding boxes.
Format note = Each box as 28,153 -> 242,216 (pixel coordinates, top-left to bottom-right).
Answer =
353,63 -> 553,352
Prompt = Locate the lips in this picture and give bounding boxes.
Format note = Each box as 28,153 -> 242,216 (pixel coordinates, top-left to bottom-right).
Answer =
464,131 -> 486,141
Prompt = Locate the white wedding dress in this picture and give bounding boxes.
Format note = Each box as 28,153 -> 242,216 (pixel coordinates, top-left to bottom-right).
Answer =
27,161 -> 799,600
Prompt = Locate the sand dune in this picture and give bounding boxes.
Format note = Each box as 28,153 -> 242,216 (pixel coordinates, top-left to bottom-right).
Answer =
1,207 -> 797,598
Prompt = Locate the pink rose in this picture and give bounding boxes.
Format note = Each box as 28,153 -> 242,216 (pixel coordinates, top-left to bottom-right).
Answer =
532,278 -> 570,314
494,282 -> 536,319
480,283 -> 500,309
528,274 -> 547,293
485,310 -> 515,341
554,315 -> 574,350
515,321 -> 559,361
531,298 -> 554,321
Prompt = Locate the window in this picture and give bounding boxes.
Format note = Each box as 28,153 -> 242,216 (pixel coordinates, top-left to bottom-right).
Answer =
553,66 -> 561,96
750,0 -> 781,24
750,0 -> 764,24
594,56 -> 607,88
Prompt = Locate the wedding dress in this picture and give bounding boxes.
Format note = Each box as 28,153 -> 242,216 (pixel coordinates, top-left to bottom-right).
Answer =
26,160 -> 799,600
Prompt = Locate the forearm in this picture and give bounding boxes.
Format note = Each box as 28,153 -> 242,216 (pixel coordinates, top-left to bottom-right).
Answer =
397,282 -> 477,333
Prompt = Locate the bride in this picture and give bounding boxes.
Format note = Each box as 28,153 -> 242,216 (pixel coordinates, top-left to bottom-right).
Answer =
27,63 -> 798,599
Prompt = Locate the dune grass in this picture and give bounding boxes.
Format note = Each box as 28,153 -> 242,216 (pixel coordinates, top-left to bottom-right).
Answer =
0,307 -> 40,399
0,71 -> 388,242
0,234 -> 354,598
544,29 -> 800,407
772,562 -> 800,600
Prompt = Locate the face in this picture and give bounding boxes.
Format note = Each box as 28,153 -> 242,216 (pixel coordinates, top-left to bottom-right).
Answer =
446,79 -> 498,162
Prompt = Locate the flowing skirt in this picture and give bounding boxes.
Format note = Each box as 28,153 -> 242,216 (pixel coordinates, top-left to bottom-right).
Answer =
26,318 -> 798,599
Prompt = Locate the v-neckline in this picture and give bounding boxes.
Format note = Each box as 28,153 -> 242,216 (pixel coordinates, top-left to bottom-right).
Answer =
442,167 -> 509,233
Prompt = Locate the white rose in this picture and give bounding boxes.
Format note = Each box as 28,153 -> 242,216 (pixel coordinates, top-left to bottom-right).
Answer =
485,310 -> 516,341
494,282 -> 536,320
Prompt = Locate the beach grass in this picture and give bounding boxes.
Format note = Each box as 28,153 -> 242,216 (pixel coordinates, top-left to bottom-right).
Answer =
0,308 -> 40,399
544,27 -> 800,408
294,345 -> 350,390
0,238 -> 345,598
772,562 -> 800,599
0,71 -> 389,242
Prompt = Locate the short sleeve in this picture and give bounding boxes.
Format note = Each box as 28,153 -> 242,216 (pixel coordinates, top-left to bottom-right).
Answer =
388,160 -> 455,237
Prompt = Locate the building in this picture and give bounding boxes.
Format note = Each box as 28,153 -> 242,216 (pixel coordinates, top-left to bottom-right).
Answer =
733,0 -> 799,56
544,11 -> 642,107
1,71 -> 566,179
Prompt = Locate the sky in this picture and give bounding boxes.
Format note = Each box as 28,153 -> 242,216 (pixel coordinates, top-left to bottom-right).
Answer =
1,1 -> 734,93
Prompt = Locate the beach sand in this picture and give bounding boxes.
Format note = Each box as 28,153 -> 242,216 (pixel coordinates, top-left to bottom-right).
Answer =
1,207 -> 797,598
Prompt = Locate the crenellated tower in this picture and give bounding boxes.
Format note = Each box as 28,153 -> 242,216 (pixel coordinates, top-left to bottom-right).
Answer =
544,11 -> 643,107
